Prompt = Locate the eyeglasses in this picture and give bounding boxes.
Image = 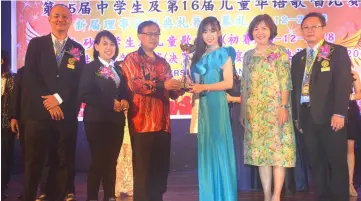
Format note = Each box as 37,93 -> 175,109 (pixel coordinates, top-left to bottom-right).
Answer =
301,25 -> 324,31
139,32 -> 161,37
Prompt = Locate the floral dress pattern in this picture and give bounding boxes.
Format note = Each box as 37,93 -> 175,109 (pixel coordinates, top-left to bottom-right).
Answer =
115,117 -> 133,196
242,45 -> 296,167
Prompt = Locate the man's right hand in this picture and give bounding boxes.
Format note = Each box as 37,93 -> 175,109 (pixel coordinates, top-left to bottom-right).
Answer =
48,106 -> 64,120
11,119 -> 20,134
164,78 -> 182,91
294,120 -> 303,133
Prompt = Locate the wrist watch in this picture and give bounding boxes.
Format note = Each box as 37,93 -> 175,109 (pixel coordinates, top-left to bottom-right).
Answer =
281,104 -> 290,109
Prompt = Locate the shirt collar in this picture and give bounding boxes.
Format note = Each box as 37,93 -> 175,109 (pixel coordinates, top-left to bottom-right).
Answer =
307,39 -> 324,52
137,47 -> 160,59
51,33 -> 69,45
98,57 -> 114,68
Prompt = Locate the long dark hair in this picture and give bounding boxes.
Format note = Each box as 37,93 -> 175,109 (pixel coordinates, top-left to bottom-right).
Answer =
191,16 -> 222,68
93,30 -> 119,61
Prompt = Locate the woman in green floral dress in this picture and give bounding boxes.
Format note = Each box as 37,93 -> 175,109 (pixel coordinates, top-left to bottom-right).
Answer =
241,14 -> 296,201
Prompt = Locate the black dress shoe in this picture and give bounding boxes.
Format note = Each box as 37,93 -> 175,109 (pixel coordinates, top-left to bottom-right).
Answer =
35,194 -> 47,201
3,193 -> 9,200
65,193 -> 76,201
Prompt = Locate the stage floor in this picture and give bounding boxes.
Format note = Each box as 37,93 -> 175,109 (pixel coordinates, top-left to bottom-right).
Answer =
6,170 -> 361,201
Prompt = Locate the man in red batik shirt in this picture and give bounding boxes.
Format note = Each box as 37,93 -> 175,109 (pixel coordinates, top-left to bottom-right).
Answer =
121,21 -> 184,201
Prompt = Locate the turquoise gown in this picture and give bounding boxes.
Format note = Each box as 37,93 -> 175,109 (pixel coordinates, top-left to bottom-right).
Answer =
191,47 -> 237,201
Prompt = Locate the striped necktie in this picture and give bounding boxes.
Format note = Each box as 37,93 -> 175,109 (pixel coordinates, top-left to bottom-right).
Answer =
55,39 -> 63,66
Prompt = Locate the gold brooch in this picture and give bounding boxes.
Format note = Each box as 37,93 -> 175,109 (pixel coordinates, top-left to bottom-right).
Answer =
321,60 -> 329,68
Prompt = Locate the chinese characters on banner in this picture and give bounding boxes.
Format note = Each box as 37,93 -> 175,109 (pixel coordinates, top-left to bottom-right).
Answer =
17,0 -> 361,118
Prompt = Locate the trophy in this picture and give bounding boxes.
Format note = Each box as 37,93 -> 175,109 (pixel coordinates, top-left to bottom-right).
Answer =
180,43 -> 195,90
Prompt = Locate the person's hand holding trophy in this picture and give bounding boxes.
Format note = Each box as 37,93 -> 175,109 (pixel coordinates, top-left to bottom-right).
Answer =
180,43 -> 195,91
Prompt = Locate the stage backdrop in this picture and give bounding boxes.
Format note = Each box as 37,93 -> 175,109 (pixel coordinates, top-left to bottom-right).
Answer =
14,0 -> 361,120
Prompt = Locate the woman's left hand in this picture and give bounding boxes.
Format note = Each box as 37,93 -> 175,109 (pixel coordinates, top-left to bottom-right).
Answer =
190,84 -> 206,94
279,108 -> 289,125
120,99 -> 129,111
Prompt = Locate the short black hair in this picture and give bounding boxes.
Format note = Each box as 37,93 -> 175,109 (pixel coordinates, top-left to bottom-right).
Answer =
248,14 -> 278,41
93,30 -> 119,61
301,12 -> 326,27
137,21 -> 160,34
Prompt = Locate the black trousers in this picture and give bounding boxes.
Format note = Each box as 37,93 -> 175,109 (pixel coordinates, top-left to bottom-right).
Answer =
18,123 -> 26,157
23,120 -> 77,201
131,131 -> 171,201
1,128 -> 15,193
300,106 -> 348,201
84,122 -> 124,201
39,127 -> 77,196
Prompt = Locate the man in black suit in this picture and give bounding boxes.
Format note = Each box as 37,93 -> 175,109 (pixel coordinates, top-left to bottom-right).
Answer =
10,67 -> 26,155
9,66 -> 27,200
22,4 -> 85,201
291,12 -> 352,201
9,66 -> 73,201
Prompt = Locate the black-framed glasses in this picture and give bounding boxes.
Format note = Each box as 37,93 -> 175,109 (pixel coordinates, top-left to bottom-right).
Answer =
139,32 -> 161,37
301,25 -> 324,31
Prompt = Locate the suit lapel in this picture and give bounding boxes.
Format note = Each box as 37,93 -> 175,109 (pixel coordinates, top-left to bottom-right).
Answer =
94,59 -> 103,73
311,40 -> 327,83
44,34 -> 59,70
298,49 -> 306,87
113,65 -> 123,79
293,50 -> 306,121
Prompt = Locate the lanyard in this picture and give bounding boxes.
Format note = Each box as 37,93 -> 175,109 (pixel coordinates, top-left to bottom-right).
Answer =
304,49 -> 318,81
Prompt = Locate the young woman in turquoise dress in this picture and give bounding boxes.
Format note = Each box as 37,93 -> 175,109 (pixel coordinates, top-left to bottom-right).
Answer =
190,16 -> 237,201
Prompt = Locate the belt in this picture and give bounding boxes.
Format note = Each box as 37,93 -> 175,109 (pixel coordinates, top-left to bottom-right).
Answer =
301,102 -> 311,108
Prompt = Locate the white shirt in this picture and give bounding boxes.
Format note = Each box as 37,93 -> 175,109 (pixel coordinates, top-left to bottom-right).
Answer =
306,40 -> 323,58
51,33 -> 69,105
51,33 -> 68,54
98,56 -> 115,68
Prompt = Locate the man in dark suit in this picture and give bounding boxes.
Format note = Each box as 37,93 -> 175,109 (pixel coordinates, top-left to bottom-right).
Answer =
9,66 -> 74,201
22,4 -> 85,201
9,66 -> 27,200
291,12 -> 352,201
10,67 -> 26,155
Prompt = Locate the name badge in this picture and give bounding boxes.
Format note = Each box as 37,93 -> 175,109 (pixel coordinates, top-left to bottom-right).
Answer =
302,83 -> 309,96
321,67 -> 330,72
